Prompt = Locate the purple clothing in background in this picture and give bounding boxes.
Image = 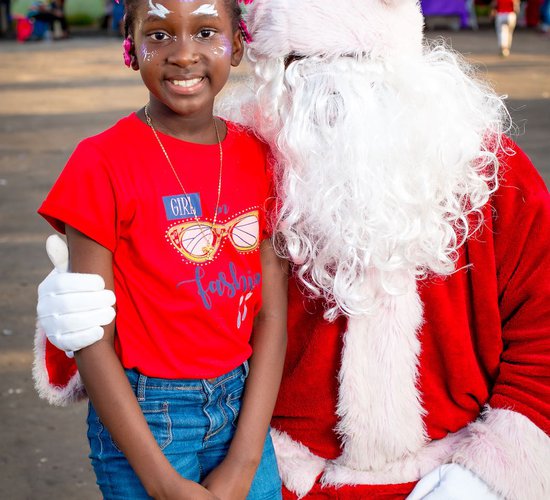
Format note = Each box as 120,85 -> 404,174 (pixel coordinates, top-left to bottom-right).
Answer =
421,0 -> 469,27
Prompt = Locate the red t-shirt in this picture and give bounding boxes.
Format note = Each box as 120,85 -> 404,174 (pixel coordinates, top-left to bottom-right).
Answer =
496,0 -> 516,13
39,113 -> 273,379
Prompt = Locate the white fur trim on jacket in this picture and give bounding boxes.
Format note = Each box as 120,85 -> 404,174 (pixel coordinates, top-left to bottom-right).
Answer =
246,0 -> 424,60
322,430 -> 468,487
272,426 -> 471,495
270,428 -> 326,498
452,407 -> 550,500
273,410 -> 550,497
335,270 -> 427,470
32,322 -> 86,406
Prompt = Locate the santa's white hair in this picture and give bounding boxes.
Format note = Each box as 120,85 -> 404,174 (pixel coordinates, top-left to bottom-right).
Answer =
220,1 -> 511,319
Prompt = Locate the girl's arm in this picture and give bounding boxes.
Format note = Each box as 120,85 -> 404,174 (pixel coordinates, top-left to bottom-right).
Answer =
202,239 -> 288,499
66,226 -> 216,500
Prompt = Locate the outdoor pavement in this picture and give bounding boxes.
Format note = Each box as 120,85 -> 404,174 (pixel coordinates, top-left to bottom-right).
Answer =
0,27 -> 549,500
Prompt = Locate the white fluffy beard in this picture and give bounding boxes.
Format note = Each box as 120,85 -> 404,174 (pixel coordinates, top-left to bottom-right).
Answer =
220,44 -> 509,320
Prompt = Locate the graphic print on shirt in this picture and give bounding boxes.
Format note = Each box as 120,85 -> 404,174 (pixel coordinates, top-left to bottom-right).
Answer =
164,194 -> 262,328
166,209 -> 260,264
237,292 -> 253,328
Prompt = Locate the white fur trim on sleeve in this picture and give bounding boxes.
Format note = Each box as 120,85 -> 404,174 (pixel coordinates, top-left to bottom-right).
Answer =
270,428 -> 326,498
452,407 -> 550,500
32,322 -> 86,406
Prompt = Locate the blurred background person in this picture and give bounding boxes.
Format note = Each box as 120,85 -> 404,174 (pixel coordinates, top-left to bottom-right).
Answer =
110,0 -> 124,36
492,0 -> 521,56
525,0 -> 543,27
540,0 -> 550,32
0,0 -> 12,38
27,0 -> 68,40
466,0 -> 479,29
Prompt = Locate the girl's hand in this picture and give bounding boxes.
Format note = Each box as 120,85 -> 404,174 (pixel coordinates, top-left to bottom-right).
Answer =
155,474 -> 220,500
201,457 -> 257,500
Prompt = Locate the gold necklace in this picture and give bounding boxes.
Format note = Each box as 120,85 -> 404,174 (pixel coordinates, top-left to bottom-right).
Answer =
144,104 -> 223,260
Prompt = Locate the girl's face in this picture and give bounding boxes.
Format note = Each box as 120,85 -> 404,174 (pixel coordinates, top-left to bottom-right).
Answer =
130,0 -> 243,123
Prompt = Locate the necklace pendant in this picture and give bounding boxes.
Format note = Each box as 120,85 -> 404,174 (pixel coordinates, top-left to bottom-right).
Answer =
202,244 -> 215,259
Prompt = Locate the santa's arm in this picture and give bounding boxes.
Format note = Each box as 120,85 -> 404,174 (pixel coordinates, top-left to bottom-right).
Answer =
450,142 -> 550,500
34,235 -> 115,406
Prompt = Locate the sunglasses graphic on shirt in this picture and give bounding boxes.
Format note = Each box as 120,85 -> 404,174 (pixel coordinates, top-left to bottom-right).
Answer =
166,210 -> 260,263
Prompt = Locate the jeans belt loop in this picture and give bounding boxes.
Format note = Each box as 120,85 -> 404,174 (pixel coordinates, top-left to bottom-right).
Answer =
242,359 -> 250,379
137,372 -> 147,402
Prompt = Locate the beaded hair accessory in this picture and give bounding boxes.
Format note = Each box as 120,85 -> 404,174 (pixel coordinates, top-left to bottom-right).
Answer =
239,19 -> 252,43
237,0 -> 253,43
122,38 -> 132,67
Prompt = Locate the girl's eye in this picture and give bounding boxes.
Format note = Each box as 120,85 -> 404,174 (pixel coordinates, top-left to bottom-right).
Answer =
197,29 -> 216,40
149,32 -> 170,42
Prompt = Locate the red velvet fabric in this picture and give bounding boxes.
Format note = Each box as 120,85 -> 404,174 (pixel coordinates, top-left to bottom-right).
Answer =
45,337 -> 78,387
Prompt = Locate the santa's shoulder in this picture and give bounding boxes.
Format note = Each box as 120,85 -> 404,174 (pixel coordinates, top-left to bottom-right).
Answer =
495,136 -> 548,200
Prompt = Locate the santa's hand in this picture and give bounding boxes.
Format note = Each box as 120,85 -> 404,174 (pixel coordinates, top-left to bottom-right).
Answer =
37,235 -> 116,354
407,463 -> 502,500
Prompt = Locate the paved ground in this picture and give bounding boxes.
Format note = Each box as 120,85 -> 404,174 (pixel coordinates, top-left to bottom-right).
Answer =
0,27 -> 549,500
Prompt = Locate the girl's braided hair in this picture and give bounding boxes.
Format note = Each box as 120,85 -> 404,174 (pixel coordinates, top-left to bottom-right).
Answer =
123,0 -> 243,38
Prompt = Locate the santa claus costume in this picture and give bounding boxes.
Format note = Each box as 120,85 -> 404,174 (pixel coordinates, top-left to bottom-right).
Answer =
230,0 -> 550,498
34,0 -> 550,499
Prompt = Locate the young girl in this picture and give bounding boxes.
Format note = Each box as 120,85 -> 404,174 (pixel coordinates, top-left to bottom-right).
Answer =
37,1 -> 287,498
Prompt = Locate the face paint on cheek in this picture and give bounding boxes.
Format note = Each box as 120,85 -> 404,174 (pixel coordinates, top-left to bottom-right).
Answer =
141,43 -> 158,62
210,34 -> 231,58
148,0 -> 172,18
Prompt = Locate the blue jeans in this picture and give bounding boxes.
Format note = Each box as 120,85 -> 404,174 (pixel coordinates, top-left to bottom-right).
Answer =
87,362 -> 282,499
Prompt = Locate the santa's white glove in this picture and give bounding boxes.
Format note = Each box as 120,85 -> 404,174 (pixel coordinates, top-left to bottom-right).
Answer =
37,234 -> 116,355
407,463 -> 502,500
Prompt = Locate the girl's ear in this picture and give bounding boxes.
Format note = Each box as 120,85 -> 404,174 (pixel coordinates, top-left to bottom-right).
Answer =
230,29 -> 244,67
123,37 -> 139,70
129,38 -> 140,71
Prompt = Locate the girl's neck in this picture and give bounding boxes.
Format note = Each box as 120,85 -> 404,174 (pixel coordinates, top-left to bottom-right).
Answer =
140,102 -> 223,145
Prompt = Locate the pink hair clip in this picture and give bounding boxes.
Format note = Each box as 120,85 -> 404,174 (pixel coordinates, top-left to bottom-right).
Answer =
122,38 -> 132,67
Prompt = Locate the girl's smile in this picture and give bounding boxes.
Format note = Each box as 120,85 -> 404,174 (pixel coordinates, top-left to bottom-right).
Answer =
167,76 -> 207,94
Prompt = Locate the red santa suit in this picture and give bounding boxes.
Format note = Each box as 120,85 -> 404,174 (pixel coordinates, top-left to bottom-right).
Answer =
233,2 -> 550,496
270,140 -> 550,498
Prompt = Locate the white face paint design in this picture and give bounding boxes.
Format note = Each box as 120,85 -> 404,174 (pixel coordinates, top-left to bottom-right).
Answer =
211,34 -> 230,57
148,0 -> 172,18
141,43 -> 158,62
191,4 -> 218,17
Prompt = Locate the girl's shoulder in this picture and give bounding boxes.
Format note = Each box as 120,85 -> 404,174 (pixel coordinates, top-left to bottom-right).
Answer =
65,114 -> 146,176
496,136 -> 548,202
224,119 -> 271,156
80,113 -> 142,152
